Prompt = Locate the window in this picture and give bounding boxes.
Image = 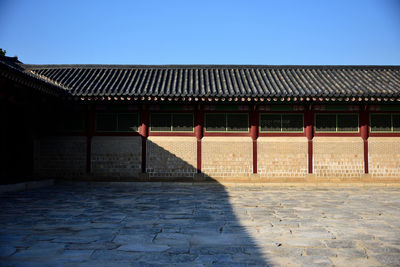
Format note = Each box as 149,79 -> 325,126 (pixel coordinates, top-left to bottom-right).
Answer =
95,112 -> 139,132
260,113 -> 303,132
150,113 -> 193,132
57,111 -> 86,132
370,113 -> 400,132
205,113 -> 249,132
315,113 -> 359,132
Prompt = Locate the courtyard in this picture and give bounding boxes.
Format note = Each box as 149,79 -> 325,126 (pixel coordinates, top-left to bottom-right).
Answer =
0,183 -> 400,266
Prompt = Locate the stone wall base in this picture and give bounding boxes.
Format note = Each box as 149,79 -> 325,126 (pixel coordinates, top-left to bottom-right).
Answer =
56,176 -> 400,186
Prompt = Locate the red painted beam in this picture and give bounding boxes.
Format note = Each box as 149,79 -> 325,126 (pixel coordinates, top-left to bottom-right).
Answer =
195,105 -> 203,173
140,106 -> 149,173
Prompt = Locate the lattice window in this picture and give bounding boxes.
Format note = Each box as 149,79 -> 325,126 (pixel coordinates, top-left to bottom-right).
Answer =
205,114 -> 226,132
315,113 -> 359,132
394,114 -> 400,132
227,114 -> 249,132
117,113 -> 139,132
95,112 -> 139,132
260,113 -> 303,132
370,113 -> 400,132
205,113 -> 249,132
172,113 -> 194,132
337,114 -> 359,132
150,113 -> 194,132
57,110 -> 86,132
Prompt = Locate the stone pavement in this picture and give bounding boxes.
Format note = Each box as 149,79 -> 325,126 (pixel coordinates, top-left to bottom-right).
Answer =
0,182 -> 400,266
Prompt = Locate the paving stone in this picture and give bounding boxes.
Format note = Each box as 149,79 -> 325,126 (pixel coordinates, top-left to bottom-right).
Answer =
113,234 -> 155,244
266,246 -> 304,257
190,233 -> 254,246
374,253 -> 400,266
0,246 -> 16,257
69,260 -> 133,267
293,255 -> 333,267
12,261 -> 65,267
279,237 -> 326,247
304,248 -> 337,257
267,257 -> 301,267
138,253 -> 197,264
57,249 -> 94,260
90,249 -> 142,261
117,244 -> 170,252
335,248 -> 368,259
330,257 -> 381,267
1,183 -> 400,266
194,254 -> 233,264
10,246 -> 64,260
0,234 -> 25,242
191,245 -> 246,255
324,239 -> 357,249
51,235 -> 100,244
66,241 -> 119,250
291,229 -> 335,239
360,240 -> 400,254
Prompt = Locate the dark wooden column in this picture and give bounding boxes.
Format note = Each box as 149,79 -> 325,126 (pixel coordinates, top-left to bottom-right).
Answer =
25,102 -> 35,178
195,104 -> 204,173
360,106 -> 369,174
86,104 -> 95,175
305,105 -> 314,174
0,99 -> 7,180
139,105 -> 149,173
250,106 -> 259,174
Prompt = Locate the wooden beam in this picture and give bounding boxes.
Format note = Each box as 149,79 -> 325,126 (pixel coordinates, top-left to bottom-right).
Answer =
195,104 -> 204,173
86,104 -> 95,174
139,105 -> 149,173
250,106 -> 259,174
305,106 -> 314,174
0,101 -> 7,179
360,106 -> 369,174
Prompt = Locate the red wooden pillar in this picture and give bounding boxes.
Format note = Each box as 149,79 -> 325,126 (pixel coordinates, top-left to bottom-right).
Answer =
139,105 -> 149,173
195,105 -> 204,173
250,106 -> 258,174
360,106 -> 369,174
86,104 -> 95,175
305,106 -> 314,174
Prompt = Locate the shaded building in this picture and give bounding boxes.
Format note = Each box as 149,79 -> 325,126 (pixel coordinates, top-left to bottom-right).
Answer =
1,55 -> 400,183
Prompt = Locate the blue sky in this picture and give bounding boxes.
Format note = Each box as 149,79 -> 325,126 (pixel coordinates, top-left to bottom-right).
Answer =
0,0 -> 399,65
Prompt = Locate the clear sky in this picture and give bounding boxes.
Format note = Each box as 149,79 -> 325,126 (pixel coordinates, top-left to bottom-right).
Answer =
0,0 -> 399,65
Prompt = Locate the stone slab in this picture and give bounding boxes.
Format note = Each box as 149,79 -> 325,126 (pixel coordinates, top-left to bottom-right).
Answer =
1,183 -> 400,266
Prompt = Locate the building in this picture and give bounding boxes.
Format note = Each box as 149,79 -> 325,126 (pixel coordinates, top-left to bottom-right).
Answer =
1,55 -> 400,183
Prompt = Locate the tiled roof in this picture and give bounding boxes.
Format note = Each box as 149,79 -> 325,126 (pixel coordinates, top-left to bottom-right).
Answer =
0,56 -> 68,97
24,65 -> 400,100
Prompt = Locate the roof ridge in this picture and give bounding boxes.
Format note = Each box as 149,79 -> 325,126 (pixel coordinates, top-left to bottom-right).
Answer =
23,64 -> 400,70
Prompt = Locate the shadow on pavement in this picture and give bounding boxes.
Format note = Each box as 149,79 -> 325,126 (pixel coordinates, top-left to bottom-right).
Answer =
0,140 -> 271,266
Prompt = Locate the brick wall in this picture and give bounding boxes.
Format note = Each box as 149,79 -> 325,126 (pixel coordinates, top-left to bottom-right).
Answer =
146,137 -> 197,178
33,134 -> 399,181
313,137 -> 364,178
258,137 -> 308,178
91,136 -> 141,177
34,136 -> 87,177
202,137 -> 252,178
369,137 -> 400,178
